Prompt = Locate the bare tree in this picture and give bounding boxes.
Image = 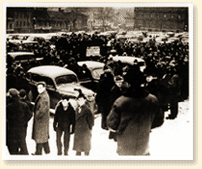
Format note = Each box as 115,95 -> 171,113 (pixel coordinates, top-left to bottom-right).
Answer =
93,7 -> 116,31
125,9 -> 134,19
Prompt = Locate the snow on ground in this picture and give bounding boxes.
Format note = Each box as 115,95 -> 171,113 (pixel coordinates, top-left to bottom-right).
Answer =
3,99 -> 192,160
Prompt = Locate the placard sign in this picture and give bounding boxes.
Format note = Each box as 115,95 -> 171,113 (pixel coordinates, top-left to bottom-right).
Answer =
86,46 -> 100,57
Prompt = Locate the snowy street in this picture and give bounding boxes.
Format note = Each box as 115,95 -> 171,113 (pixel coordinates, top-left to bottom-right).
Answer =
3,99 -> 193,160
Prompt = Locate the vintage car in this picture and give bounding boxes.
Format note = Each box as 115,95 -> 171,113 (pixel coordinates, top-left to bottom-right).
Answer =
7,52 -> 43,67
77,61 -> 105,92
111,56 -> 147,73
26,65 -> 96,114
6,52 -> 44,69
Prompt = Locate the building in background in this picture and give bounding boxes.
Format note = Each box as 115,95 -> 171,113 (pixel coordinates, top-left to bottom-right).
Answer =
6,7 -> 88,33
6,7 -> 34,33
134,7 -> 188,32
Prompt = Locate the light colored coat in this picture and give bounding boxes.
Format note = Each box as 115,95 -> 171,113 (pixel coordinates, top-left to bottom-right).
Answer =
32,90 -> 50,143
73,103 -> 94,152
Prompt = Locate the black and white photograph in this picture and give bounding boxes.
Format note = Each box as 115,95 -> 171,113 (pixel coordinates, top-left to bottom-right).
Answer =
2,2 -> 193,161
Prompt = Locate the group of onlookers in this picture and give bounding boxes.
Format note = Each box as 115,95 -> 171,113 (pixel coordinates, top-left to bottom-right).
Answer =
7,82 -> 94,156
6,31 -> 189,156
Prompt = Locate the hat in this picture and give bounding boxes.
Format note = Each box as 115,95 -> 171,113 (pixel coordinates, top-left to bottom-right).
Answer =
37,81 -> 46,87
74,89 -> 86,99
19,89 -> 26,97
8,88 -> 19,98
124,65 -> 145,87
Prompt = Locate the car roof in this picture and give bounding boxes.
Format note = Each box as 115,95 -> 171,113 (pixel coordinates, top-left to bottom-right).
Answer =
28,65 -> 77,79
78,61 -> 105,70
7,52 -> 35,59
112,56 -> 145,65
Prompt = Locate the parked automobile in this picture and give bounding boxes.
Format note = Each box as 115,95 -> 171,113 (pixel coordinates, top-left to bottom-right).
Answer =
26,65 -> 95,114
44,34 -> 58,45
22,34 -> 46,46
77,61 -> 105,92
112,56 -> 147,73
6,52 -> 42,69
8,34 -> 30,44
7,51 -> 43,65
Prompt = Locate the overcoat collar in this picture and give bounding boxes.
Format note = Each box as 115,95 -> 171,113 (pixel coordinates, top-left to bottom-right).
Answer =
76,104 -> 87,121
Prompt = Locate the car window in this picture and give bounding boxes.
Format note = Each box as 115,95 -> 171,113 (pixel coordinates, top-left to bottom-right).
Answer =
15,55 -> 33,61
55,75 -> 77,85
91,68 -> 104,80
31,73 -> 55,88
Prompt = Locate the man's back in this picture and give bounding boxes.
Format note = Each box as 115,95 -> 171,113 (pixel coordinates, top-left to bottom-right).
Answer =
107,92 -> 164,155
7,99 -> 31,135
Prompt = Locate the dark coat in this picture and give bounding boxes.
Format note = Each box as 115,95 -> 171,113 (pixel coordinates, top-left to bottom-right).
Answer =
96,72 -> 115,129
32,90 -> 50,143
107,89 -> 164,155
6,97 -> 32,145
73,103 -> 94,152
53,101 -> 76,132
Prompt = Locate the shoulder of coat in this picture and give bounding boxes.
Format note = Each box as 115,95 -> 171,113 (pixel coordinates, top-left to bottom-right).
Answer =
147,93 -> 159,105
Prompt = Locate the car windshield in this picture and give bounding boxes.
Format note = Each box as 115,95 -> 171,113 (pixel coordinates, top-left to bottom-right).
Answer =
55,75 -> 78,86
91,68 -> 104,80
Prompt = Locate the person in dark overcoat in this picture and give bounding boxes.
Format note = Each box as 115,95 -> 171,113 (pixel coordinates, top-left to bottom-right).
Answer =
108,75 -> 125,141
53,96 -> 76,155
73,90 -> 94,156
107,65 -> 164,156
6,88 -> 32,155
95,68 -> 115,130
32,81 -> 50,155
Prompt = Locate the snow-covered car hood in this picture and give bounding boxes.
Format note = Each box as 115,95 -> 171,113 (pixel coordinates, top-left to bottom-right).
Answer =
57,83 -> 95,99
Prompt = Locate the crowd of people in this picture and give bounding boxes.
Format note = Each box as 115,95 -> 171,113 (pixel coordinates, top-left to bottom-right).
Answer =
6,31 -> 189,156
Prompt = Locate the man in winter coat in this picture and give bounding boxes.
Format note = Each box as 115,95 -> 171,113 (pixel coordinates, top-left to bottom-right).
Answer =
107,65 -> 164,156
95,68 -> 115,130
53,96 -> 76,155
32,82 -> 50,155
6,88 -> 32,155
73,90 -> 94,156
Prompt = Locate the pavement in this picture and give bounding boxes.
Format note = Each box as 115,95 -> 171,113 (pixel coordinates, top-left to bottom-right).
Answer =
3,99 -> 193,160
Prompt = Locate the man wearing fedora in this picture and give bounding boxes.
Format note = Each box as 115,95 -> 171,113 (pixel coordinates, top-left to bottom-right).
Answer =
107,63 -> 164,155
32,81 -> 50,155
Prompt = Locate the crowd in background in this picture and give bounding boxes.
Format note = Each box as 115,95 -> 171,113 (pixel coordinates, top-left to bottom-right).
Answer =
6,32 -> 189,100
6,31 -> 189,156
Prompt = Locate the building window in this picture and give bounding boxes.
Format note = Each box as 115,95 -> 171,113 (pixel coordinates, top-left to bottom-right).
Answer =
10,23 -> 12,29
178,15 -> 181,19
24,21 -> 26,26
164,14 -> 167,18
16,21 -> 18,27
